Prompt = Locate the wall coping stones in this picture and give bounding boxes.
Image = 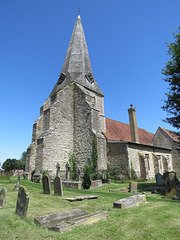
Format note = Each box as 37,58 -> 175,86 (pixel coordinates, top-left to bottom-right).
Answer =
113,194 -> 146,209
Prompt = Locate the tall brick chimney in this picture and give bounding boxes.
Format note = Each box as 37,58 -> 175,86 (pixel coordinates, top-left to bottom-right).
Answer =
128,104 -> 139,143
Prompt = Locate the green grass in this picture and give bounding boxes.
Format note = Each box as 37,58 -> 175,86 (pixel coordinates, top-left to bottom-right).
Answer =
0,177 -> 180,240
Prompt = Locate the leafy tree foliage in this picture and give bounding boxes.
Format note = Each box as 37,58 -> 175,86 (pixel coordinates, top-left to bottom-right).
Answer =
2,158 -> 18,171
2,151 -> 27,171
162,27 -> 180,130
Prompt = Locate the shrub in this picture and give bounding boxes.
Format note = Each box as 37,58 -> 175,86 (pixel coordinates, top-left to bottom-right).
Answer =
69,154 -> 77,180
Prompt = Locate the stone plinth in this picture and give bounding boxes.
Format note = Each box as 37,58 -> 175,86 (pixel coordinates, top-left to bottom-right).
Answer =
90,180 -> 102,189
62,181 -> 82,190
113,194 -> 146,209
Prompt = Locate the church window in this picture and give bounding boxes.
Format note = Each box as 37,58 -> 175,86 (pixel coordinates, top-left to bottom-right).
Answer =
145,154 -> 150,170
85,73 -> 94,83
32,123 -> 37,142
43,108 -> 50,131
57,72 -> 66,85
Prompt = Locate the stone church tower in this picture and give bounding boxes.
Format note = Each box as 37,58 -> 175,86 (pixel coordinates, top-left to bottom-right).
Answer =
25,15 -> 107,178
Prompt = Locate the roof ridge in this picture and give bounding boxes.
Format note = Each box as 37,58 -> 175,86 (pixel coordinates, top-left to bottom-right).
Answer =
105,117 -> 154,134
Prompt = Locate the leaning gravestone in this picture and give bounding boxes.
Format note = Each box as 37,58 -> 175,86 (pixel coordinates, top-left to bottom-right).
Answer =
16,186 -> 29,217
156,173 -> 163,186
0,188 -> 7,207
129,182 -> 138,193
54,176 -> 63,197
42,175 -> 51,194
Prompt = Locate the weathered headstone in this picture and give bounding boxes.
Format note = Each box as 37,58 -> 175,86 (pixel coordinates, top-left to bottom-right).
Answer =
56,162 -> 60,177
163,171 -> 180,199
113,194 -> 146,209
77,167 -> 81,182
54,176 -> 63,197
65,161 -> 71,181
42,175 -> 51,194
90,180 -> 102,189
16,186 -> 29,217
13,174 -> 21,190
129,182 -> 138,193
156,173 -> 163,186
0,188 -> 7,207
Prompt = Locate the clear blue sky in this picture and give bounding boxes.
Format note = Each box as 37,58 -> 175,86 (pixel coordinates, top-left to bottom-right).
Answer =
0,0 -> 180,165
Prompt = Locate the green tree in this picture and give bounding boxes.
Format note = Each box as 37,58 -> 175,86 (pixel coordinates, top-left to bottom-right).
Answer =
2,158 -> 18,171
18,151 -> 27,170
162,27 -> 180,130
92,137 -> 98,172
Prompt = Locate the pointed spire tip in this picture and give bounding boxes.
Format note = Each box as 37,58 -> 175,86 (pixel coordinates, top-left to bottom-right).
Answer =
77,14 -> 81,19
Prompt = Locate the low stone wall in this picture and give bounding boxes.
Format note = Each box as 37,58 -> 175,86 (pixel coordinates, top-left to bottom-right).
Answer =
62,181 -> 82,190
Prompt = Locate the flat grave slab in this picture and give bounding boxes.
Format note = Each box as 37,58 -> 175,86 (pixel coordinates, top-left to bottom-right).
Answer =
34,209 -> 86,228
48,211 -> 109,233
63,195 -> 100,201
113,194 -> 146,209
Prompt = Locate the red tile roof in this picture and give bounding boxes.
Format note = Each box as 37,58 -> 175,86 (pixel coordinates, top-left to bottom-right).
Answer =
162,128 -> 180,143
104,118 -> 154,145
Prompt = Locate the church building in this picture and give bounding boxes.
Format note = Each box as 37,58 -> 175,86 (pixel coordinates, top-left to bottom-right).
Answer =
25,15 -> 180,179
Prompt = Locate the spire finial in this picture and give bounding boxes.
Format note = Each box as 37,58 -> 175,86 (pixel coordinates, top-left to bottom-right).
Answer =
77,8 -> 81,19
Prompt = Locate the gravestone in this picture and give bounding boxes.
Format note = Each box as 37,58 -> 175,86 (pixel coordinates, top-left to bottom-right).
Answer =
16,186 -> 29,217
54,176 -> 63,197
0,188 -> 7,207
56,162 -> 60,177
113,194 -> 146,209
129,182 -> 138,193
42,175 -> 51,194
65,161 -> 71,181
13,174 -> 21,190
156,173 -> 163,186
163,171 -> 180,199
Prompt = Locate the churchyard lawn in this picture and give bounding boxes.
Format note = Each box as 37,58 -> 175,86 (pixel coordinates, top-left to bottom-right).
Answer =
0,177 -> 180,240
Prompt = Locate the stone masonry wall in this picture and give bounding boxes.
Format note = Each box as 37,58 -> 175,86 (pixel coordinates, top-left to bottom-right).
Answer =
128,143 -> 172,179
107,142 -> 129,178
153,127 -> 180,178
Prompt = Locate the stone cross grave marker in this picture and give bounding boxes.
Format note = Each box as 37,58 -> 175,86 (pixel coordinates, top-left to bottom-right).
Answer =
42,175 -> 51,194
156,173 -> 163,185
129,182 -> 138,193
13,173 -> 21,190
56,162 -> 60,177
77,167 -> 81,182
16,186 -> 29,217
0,188 -> 7,207
65,161 -> 71,181
54,176 -> 63,197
